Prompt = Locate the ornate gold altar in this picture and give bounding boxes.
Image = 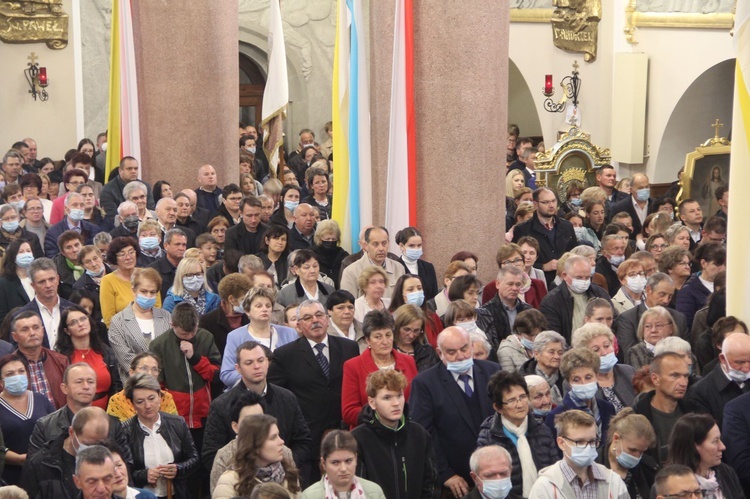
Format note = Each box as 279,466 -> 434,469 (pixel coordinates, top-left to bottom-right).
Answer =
534,125 -> 612,201
0,0 -> 68,49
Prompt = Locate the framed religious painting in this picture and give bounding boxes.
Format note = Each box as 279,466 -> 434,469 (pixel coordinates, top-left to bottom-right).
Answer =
624,0 -> 735,44
510,0 -> 553,23
678,123 -> 731,217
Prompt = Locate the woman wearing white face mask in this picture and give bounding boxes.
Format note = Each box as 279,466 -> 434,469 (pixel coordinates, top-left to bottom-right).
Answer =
572,323 -> 637,412
395,227 -> 438,302
162,257 -> 220,315
544,348 -> 617,447
599,408 -> 657,498
612,260 -> 646,314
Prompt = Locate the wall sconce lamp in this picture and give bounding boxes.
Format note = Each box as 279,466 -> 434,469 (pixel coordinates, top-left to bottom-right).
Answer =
542,61 -> 581,113
25,52 -> 49,102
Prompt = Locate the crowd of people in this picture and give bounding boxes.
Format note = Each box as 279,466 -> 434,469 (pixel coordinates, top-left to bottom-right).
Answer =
0,123 -> 740,499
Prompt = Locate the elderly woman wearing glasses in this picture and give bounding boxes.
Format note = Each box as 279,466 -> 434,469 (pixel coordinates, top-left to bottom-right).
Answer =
627,306 -> 676,370
107,351 -> 178,422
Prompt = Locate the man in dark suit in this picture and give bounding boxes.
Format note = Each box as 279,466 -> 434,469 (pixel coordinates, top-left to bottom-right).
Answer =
267,299 -> 359,485
723,390 -> 750,496
686,332 -> 750,428
518,147 -> 537,190
464,445 -> 522,499
44,192 -> 103,258
596,164 -> 629,207
512,188 -> 577,286
224,197 -> 267,256
507,137 -> 532,174
13,258 -> 75,349
538,256 -> 614,345
409,326 -> 501,498
147,228 -> 187,301
613,272 -> 687,358
610,173 -> 653,239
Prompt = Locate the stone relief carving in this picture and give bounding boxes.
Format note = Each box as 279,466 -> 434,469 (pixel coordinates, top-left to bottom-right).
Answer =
511,0 -> 554,8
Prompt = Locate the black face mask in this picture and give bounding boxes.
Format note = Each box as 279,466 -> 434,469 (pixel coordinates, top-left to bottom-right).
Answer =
320,240 -> 338,251
123,216 -> 139,231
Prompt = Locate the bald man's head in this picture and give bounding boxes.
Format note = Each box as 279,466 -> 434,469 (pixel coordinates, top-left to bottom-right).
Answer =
720,332 -> 750,376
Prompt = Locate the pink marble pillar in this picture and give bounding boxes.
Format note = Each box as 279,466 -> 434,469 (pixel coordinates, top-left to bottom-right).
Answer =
131,3 -> 238,191
370,2 -> 509,284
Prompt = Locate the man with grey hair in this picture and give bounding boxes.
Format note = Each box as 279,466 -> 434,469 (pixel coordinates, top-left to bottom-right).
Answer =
44,192 -> 103,257
20,406 -> 113,498
539,255 -> 613,344
479,266 -> 531,355
108,200 -> 140,238
73,445 -> 116,499
147,228 -> 188,300
688,332 -> 750,427
410,327 -> 500,497
268,299 -> 359,484
13,258 -> 75,349
466,445 -> 522,499
1,150 -> 24,185
613,271 -> 687,357
155,197 -> 195,248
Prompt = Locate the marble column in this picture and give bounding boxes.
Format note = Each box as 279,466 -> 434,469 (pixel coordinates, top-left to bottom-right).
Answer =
131,3 -> 238,191
370,2 -> 509,284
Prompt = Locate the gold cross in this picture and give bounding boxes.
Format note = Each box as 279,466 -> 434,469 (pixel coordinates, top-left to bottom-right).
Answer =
711,118 -> 724,140
27,52 -> 38,65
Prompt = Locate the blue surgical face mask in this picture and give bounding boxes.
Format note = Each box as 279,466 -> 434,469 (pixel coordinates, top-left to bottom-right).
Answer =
446,356 -> 474,374
519,336 -> 535,351
615,440 -> 642,469
635,187 -> 650,202
405,290 -> 425,307
456,320 -> 477,334
724,361 -> 750,383
233,305 -> 245,315
246,146 -> 256,154
284,200 -> 299,212
570,197 -> 583,207
3,374 -> 28,395
183,275 -> 205,292
570,381 -> 598,401
569,278 -> 591,294
10,200 -> 25,212
74,433 -> 95,454
533,407 -> 551,416
609,254 -> 625,267
15,252 -> 33,268
2,220 -> 19,233
69,208 -> 85,222
404,248 -> 423,260
599,352 -> 618,373
135,294 -> 156,310
86,266 -> 105,278
479,476 -> 512,499
140,236 -> 159,250
566,444 -> 598,468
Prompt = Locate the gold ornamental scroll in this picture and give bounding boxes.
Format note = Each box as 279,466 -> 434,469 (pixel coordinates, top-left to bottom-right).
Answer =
0,0 -> 68,49
550,0 -> 601,62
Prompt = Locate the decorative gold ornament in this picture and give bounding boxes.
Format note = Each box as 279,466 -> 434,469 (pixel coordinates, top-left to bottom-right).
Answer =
0,0 -> 68,50
550,0 -> 601,62
677,119 -> 731,214
535,125 -> 611,200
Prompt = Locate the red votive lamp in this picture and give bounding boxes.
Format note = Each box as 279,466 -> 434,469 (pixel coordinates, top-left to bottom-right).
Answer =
544,74 -> 553,95
38,67 -> 48,87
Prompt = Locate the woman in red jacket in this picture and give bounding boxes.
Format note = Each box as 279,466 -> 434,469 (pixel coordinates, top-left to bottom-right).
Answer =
341,309 -> 417,428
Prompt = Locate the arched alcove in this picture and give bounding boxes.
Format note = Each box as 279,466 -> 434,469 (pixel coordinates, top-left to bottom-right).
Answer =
508,59 -> 543,141
656,59 -> 735,183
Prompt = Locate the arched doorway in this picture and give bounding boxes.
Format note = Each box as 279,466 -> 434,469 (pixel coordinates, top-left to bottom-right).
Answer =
508,59 -> 543,144
239,53 -> 266,127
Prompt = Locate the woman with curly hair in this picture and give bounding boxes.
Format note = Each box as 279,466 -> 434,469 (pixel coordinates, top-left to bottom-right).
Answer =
214,414 -> 301,498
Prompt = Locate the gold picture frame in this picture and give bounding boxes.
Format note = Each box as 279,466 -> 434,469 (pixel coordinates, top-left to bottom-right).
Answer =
510,8 -> 554,23
677,126 -> 731,217
624,0 -> 735,44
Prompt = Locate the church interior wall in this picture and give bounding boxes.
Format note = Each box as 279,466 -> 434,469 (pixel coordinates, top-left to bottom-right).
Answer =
0,0 -> 78,159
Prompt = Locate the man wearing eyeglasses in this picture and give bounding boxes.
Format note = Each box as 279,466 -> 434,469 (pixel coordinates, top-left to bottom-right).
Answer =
267,299 -> 359,486
529,409 -> 628,498
653,464 -> 705,499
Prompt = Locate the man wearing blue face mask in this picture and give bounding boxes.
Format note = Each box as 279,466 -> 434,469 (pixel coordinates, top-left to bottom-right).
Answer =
529,410 -> 629,498
410,327 -> 500,498
595,235 -> 628,298
465,445 -> 522,499
44,192 -> 103,259
610,173 -> 653,239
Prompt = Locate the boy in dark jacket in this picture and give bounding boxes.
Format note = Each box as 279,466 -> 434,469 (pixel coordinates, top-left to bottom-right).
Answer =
351,369 -> 439,499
